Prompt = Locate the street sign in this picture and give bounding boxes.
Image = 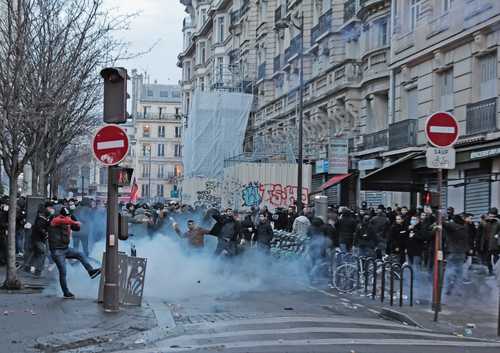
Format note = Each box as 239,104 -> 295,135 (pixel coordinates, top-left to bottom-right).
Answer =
92,124 -> 129,166
426,148 -> 456,169
425,112 -> 459,148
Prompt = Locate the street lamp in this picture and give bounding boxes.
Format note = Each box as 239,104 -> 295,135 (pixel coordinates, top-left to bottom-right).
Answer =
147,144 -> 152,203
275,13 -> 305,213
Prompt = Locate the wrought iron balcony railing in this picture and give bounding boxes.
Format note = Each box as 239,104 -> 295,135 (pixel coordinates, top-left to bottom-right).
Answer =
466,97 -> 497,135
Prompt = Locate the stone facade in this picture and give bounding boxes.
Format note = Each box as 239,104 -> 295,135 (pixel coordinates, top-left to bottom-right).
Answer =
179,0 -> 500,212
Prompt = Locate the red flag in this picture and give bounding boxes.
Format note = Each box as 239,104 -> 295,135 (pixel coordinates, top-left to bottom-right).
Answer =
129,178 -> 139,203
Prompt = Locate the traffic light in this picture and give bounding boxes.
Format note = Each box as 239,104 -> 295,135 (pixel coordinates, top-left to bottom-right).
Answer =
422,191 -> 432,205
100,67 -> 128,124
110,167 -> 134,187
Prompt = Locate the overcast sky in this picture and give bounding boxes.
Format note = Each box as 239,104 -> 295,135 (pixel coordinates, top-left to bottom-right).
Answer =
105,0 -> 186,85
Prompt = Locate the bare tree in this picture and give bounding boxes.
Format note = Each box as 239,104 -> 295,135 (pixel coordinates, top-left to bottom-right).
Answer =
0,0 -> 134,289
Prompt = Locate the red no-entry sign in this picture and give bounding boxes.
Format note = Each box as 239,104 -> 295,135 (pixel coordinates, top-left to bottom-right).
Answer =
425,112 -> 459,148
92,124 -> 129,166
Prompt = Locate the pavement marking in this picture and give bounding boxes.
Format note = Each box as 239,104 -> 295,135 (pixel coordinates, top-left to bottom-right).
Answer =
152,338 -> 500,352
164,326 -> 461,342
179,316 -> 423,330
368,309 -> 380,315
307,285 -> 337,298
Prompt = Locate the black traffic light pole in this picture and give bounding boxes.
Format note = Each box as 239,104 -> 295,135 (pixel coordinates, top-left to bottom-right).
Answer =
100,67 -> 128,312
104,166 -> 119,312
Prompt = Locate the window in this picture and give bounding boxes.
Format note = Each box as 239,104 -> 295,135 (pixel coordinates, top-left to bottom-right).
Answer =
99,167 -> 107,185
407,88 -> 418,119
142,165 -> 150,178
158,126 -> 165,138
142,143 -> 151,156
479,53 -> 497,99
175,165 -> 183,177
377,19 -> 388,47
175,107 -> 180,116
158,165 -> 165,178
174,144 -> 182,157
160,91 -> 168,97
200,77 -> 205,91
157,184 -> 164,197
439,69 -> 454,110
216,57 -> 224,83
147,90 -> 154,97
366,97 -> 375,132
172,91 -> 181,98
198,42 -> 206,64
143,106 -> 149,118
141,184 -> 149,197
201,8 -> 207,26
217,16 -> 225,43
443,0 -> 454,12
158,143 -> 165,157
410,0 -> 422,31
184,62 -> 191,80
158,107 -> 163,118
143,125 -> 150,137
175,126 -> 182,138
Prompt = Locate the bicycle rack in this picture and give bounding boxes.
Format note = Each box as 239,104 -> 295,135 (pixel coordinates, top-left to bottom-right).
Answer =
390,263 -> 402,307
372,260 -> 384,300
380,261 -> 393,303
363,257 -> 376,296
400,264 -> 414,307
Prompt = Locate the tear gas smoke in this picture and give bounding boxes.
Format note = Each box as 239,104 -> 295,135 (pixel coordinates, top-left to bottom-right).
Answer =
47,209 -> 311,300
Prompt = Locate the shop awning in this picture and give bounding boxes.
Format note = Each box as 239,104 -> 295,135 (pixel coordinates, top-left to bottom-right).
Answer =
319,173 -> 352,192
361,152 -> 423,192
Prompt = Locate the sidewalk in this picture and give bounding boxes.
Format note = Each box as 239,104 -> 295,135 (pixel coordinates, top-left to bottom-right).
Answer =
0,265 -> 168,353
328,274 -> 500,340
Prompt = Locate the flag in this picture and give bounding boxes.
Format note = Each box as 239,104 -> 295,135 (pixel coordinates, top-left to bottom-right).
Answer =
129,178 -> 139,203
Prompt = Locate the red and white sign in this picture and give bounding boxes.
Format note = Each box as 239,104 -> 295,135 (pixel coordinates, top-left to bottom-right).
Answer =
92,124 -> 129,166
425,112 -> 459,148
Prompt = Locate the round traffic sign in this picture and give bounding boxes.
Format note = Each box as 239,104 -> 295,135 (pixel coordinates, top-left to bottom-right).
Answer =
92,124 -> 129,166
425,112 -> 459,148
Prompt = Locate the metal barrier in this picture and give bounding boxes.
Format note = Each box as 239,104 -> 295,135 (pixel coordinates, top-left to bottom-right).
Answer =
363,257 -> 376,296
380,261 -> 393,303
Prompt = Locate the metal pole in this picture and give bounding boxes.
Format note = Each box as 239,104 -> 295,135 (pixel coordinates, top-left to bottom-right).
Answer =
433,168 -> 443,321
103,166 -> 119,312
81,175 -> 84,197
148,146 -> 152,203
296,14 -> 304,214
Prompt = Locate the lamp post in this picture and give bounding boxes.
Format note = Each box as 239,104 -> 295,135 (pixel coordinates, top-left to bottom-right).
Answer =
275,13 -> 305,213
148,145 -> 152,202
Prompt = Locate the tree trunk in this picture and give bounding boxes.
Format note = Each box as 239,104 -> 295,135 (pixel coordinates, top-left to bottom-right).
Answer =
31,160 -> 38,196
3,173 -> 21,289
39,172 -> 48,198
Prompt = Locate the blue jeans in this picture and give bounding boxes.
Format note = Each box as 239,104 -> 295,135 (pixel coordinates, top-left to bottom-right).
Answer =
444,253 -> 465,296
51,247 -> 93,295
16,229 -> 24,254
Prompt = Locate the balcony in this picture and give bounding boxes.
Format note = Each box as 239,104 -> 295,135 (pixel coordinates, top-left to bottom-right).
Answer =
273,55 -> 282,73
466,97 -> 497,135
389,119 -> 417,150
258,62 -> 266,81
362,130 -> 388,150
137,113 -> 181,121
344,0 -> 356,23
241,0 -> 250,15
285,34 -> 302,62
311,9 -> 332,43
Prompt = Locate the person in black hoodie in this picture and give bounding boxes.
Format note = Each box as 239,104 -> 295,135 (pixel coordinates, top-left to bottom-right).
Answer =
24,202 -> 55,276
388,214 -> 408,263
211,208 -> 241,257
254,213 -> 274,252
336,208 -> 357,253
285,206 -> 297,232
368,205 -> 391,258
406,214 -> 425,267
443,213 -> 470,295
354,214 -> 376,258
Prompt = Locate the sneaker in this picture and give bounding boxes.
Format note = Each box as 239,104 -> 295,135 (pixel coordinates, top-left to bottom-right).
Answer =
63,292 -> 75,299
89,268 -> 102,279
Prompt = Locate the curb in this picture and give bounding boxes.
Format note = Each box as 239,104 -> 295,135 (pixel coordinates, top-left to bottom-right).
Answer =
379,308 -> 424,328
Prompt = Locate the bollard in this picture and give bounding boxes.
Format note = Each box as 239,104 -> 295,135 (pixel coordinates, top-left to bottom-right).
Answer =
401,264 -> 415,307
390,263 -> 401,307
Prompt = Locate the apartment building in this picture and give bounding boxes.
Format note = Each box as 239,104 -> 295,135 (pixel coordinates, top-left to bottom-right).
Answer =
179,0 -> 500,212
131,71 -> 183,201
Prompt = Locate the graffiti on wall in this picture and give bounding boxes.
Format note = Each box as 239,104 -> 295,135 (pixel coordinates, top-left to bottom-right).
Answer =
194,180 -> 222,208
241,182 -> 309,209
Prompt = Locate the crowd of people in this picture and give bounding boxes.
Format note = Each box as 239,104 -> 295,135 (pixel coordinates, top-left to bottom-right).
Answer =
1,194 -> 499,298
